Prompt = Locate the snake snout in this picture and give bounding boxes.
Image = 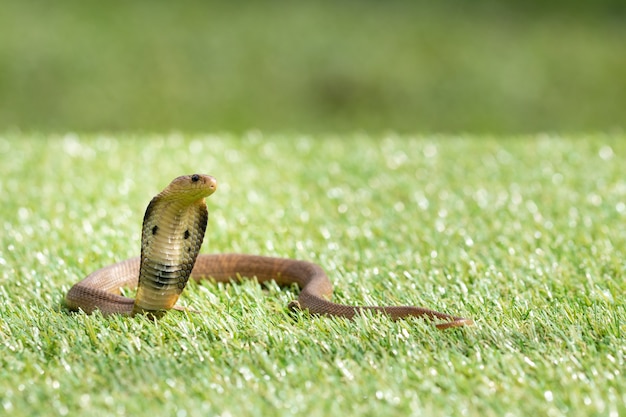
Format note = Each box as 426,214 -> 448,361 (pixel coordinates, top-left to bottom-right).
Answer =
204,175 -> 217,191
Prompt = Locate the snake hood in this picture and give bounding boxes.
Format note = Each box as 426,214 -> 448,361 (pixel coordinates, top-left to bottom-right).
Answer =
133,174 -> 217,317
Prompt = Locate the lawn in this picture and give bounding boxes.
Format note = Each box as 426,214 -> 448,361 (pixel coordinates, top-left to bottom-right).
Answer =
0,133 -> 624,416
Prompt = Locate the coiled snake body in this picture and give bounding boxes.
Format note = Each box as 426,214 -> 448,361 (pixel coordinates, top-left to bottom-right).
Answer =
66,174 -> 473,329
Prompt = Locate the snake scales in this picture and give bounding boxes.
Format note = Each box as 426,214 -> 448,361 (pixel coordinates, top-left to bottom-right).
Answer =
66,174 -> 473,330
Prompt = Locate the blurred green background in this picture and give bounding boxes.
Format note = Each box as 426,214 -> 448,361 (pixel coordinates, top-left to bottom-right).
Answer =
1,0 -> 625,134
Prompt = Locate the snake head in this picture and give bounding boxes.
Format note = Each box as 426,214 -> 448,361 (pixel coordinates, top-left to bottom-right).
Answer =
160,174 -> 217,203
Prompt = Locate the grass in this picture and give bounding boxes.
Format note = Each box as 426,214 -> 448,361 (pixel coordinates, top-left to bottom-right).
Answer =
1,1 -> 626,133
0,132 -> 625,416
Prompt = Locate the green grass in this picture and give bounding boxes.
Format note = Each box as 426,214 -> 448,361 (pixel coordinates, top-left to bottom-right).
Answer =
1,133 -> 625,416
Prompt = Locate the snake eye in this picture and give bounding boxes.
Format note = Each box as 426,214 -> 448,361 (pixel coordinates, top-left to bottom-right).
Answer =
191,174 -> 200,182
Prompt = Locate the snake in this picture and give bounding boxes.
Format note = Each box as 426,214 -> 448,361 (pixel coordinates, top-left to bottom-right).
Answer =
65,174 -> 473,330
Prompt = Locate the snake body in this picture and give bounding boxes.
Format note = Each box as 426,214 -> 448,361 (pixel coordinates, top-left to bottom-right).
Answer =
66,174 -> 473,329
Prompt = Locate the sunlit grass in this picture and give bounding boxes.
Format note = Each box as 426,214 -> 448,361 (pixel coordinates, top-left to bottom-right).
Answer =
1,132 -> 625,416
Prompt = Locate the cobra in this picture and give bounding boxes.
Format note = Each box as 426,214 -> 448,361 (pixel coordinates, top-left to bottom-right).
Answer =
65,174 -> 473,330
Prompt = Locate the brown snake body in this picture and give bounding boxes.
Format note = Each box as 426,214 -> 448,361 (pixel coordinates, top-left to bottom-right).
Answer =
66,174 -> 473,330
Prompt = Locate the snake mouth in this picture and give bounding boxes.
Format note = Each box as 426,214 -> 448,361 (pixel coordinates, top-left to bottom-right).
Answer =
204,175 -> 217,192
